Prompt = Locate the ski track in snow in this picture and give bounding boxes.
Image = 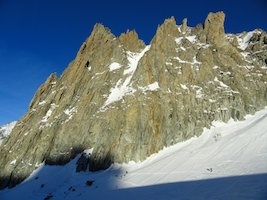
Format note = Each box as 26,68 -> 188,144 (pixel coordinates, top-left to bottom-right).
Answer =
1,108 -> 267,200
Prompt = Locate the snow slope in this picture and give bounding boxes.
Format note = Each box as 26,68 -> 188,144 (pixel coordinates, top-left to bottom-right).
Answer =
0,121 -> 16,145
1,108 -> 267,200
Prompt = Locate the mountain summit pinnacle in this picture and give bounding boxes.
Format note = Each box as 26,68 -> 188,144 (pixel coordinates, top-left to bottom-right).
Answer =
204,11 -> 226,46
119,30 -> 145,52
0,12 -> 266,189
181,18 -> 188,32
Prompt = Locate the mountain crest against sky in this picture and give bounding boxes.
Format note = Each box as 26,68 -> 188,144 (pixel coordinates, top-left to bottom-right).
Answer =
0,12 -> 267,189
119,29 -> 145,52
204,11 -> 225,46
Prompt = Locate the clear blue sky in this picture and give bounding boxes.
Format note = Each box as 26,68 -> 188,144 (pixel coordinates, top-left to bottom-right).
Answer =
0,0 -> 266,125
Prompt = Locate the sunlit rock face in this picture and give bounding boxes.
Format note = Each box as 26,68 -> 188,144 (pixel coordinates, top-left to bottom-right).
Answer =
0,12 -> 266,189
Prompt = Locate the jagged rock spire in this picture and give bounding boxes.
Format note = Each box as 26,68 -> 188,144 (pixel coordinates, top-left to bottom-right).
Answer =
119,30 -> 145,52
91,23 -> 114,38
181,18 -> 188,32
152,16 -> 179,43
204,11 -> 226,46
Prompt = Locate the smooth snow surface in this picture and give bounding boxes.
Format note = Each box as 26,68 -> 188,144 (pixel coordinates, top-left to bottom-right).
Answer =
1,108 -> 267,200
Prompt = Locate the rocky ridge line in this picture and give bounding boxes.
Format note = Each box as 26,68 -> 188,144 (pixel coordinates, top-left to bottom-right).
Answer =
0,12 -> 266,189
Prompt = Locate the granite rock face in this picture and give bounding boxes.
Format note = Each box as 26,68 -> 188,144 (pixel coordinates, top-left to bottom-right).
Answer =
119,30 -> 145,52
204,12 -> 226,46
0,12 -> 267,188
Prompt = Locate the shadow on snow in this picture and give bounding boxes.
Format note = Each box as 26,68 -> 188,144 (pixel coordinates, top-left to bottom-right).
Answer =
1,163 -> 267,200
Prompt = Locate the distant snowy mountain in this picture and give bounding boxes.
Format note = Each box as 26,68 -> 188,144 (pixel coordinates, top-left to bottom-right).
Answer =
1,108 -> 267,200
0,122 -> 16,145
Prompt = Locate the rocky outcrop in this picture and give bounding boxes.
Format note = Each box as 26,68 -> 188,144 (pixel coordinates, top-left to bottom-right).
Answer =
248,30 -> 267,66
204,12 -> 226,46
119,30 -> 145,52
181,18 -> 187,32
0,12 -> 266,189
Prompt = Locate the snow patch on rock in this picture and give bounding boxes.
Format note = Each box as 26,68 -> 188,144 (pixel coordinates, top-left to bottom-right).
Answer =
109,62 -> 122,72
64,107 -> 77,123
101,45 -> 151,110
237,31 -> 254,50
139,82 -> 160,92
